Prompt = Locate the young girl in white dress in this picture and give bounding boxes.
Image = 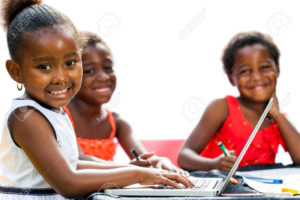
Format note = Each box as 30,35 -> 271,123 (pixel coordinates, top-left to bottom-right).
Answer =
0,0 -> 192,199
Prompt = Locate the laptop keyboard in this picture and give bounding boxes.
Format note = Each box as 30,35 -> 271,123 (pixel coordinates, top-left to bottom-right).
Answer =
189,177 -> 216,190
190,177 -> 211,189
162,177 -> 218,190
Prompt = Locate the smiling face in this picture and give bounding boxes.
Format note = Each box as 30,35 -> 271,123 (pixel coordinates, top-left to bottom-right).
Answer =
75,43 -> 116,105
15,26 -> 82,109
229,44 -> 279,103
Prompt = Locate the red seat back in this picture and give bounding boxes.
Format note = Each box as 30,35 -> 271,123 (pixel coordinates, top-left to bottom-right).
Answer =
140,139 -> 185,167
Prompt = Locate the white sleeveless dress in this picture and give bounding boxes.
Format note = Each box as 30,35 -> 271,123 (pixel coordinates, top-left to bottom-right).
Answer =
0,98 -> 79,200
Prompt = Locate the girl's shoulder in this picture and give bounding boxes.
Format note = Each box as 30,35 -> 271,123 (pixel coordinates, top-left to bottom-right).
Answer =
111,111 -> 126,125
110,111 -> 132,135
9,106 -> 51,130
7,98 -> 50,123
207,97 -> 228,113
8,99 -> 70,139
202,97 -> 229,125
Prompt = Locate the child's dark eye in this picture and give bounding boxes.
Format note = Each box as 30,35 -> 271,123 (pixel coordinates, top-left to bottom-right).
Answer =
83,68 -> 95,74
65,60 -> 77,67
104,65 -> 114,72
260,65 -> 271,70
36,64 -> 51,70
239,69 -> 250,75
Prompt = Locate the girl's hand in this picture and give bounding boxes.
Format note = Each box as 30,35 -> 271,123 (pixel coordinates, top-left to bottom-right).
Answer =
130,152 -> 189,177
269,94 -> 280,119
213,150 -> 237,172
129,152 -> 155,167
146,155 -> 189,177
137,167 -> 194,189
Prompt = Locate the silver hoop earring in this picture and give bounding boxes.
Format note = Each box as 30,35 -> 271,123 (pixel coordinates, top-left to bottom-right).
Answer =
17,83 -> 23,91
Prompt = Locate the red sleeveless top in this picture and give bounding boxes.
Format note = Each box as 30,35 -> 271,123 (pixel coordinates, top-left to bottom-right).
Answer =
63,107 -> 117,161
200,96 -> 287,167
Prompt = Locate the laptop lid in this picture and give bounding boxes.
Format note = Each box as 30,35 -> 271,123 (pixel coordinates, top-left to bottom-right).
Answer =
217,98 -> 273,195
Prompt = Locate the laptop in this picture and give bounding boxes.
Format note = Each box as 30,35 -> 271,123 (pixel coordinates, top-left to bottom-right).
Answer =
104,98 -> 273,197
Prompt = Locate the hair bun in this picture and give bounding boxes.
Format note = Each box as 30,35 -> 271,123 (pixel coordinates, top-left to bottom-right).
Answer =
1,0 -> 43,30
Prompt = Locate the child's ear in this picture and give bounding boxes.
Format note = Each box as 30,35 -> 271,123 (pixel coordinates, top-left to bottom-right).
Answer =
6,60 -> 23,83
227,74 -> 236,86
276,64 -> 280,77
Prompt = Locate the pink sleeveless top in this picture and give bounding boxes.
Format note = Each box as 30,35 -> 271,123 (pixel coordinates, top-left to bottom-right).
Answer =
63,107 -> 117,161
200,96 -> 287,166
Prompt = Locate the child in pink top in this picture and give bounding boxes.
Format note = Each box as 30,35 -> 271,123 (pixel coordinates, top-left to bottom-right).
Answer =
66,32 -> 187,174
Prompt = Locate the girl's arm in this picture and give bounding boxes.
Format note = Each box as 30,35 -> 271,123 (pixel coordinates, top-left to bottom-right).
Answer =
114,113 -> 187,175
76,143 -> 133,169
11,108 -> 192,198
269,96 -> 300,165
114,113 -> 148,158
178,98 -> 237,172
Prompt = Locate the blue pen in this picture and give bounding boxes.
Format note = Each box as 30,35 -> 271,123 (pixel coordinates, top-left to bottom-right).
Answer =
247,177 -> 283,184
130,148 -> 140,161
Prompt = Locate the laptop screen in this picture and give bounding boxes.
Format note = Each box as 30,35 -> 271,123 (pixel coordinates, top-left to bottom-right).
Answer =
217,98 -> 273,195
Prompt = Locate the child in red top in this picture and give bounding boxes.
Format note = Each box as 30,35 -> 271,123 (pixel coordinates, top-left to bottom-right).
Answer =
178,31 -> 300,172
66,32 -> 186,174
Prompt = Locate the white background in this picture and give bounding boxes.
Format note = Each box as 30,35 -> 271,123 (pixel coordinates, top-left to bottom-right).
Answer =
0,0 -> 298,164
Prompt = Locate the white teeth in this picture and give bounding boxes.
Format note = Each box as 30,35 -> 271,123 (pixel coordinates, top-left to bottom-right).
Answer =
96,88 -> 110,93
254,86 -> 263,90
50,88 -> 68,95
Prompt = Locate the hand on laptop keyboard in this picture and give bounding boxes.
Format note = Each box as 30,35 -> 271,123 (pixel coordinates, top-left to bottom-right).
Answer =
162,177 -> 214,190
137,167 -> 195,189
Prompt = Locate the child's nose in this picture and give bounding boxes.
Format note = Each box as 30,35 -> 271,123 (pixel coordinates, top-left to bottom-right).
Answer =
96,70 -> 110,81
250,70 -> 262,80
52,67 -> 68,83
